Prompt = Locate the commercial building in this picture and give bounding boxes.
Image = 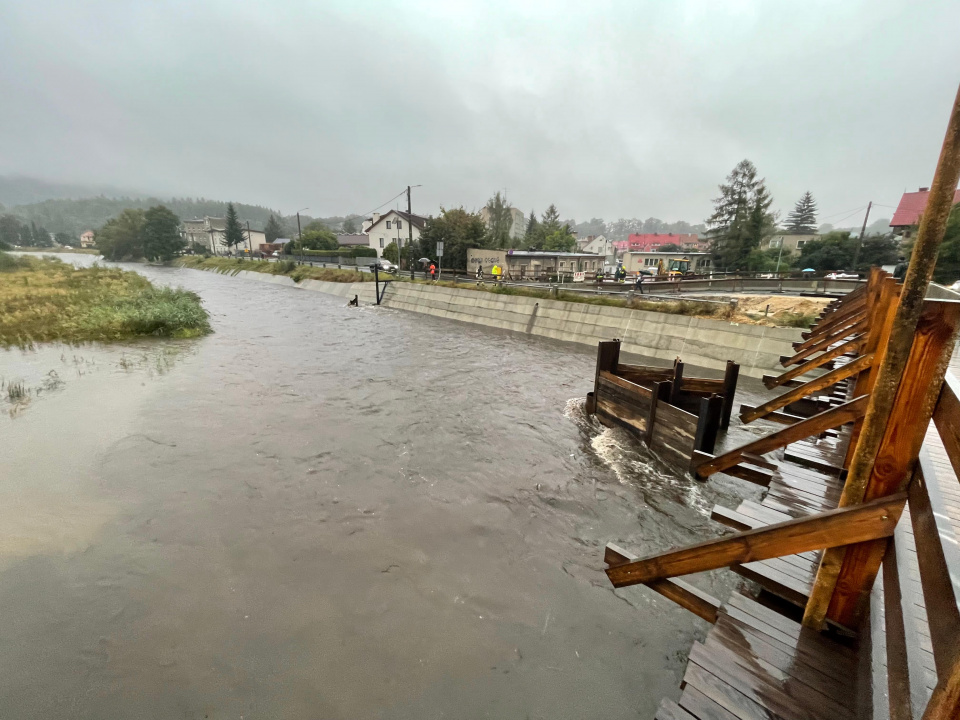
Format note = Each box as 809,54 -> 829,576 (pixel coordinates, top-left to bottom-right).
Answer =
620,251 -> 713,275
466,249 -> 603,279
362,210 -> 427,257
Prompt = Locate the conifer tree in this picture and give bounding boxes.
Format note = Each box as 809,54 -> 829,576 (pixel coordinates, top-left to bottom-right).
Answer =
264,214 -> 284,243
223,203 -> 246,251
785,191 -> 818,234
705,160 -> 775,269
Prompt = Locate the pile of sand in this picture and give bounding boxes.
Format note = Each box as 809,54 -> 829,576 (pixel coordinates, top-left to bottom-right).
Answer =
735,294 -> 831,316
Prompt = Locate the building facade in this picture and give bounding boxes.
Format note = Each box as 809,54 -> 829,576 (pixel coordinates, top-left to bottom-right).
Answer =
621,251 -> 713,275
761,233 -> 820,253
614,233 -> 703,255
182,217 -> 266,254
363,210 -> 427,257
466,249 -> 603,279
479,206 -> 526,240
80,230 -> 95,248
890,187 -> 960,239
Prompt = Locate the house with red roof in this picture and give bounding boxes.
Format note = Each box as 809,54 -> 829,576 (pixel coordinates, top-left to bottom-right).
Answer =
613,233 -> 704,255
890,186 -> 960,239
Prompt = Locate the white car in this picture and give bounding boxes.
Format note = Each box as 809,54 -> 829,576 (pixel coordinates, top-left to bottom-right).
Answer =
825,272 -> 859,280
375,260 -> 397,272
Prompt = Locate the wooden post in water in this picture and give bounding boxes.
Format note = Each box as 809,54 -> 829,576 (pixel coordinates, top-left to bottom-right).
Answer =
803,82 -> 960,630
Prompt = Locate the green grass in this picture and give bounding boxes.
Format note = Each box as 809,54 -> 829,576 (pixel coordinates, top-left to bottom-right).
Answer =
176,255 -> 374,283
0,253 -> 211,347
14,246 -> 100,254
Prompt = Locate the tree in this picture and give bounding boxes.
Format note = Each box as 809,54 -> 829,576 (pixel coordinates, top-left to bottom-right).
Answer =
541,229 -> 577,252
659,243 -> 682,252
382,241 -> 400,264
264,214 -> 285,243
643,217 -> 665,233
785,191 -> 818,234
484,191 -> 514,248
96,209 -> 146,260
418,207 -> 487,270
142,205 -> 185,261
934,202 -> 960,283
54,232 -> 75,246
223,203 -> 246,251
541,204 -> 562,235
299,227 -> 338,250
524,210 -> 541,246
0,214 -> 28,247
706,159 -> 775,270
342,217 -> 358,234
30,221 -> 52,247
795,231 -> 855,272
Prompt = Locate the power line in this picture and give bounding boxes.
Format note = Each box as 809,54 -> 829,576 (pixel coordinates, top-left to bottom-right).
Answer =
819,205 -> 868,221
358,189 -> 409,219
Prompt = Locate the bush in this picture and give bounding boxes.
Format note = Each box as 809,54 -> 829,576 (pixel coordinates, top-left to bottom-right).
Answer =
301,247 -> 376,259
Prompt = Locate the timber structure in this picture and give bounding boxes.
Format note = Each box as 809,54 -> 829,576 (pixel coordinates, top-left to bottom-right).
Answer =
585,339 -> 740,466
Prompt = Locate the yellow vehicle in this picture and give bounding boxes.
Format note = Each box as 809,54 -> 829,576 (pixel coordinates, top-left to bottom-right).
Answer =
664,257 -> 691,278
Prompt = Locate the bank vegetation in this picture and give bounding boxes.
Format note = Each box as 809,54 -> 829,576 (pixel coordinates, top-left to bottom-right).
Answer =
0,253 -> 211,347
176,255 -> 374,283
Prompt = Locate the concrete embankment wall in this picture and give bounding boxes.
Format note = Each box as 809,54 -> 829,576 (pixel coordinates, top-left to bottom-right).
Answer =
197,268 -> 802,378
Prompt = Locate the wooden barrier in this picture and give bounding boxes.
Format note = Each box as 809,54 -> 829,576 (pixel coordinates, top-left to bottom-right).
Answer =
586,340 -> 739,468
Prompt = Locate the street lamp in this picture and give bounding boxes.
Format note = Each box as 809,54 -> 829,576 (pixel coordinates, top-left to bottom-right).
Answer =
296,207 -> 308,262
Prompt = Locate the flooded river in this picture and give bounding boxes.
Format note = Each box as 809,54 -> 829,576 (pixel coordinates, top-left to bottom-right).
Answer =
1,257 -> 761,719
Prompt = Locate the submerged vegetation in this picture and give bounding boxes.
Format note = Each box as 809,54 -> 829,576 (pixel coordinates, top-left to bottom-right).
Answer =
0,253 -> 211,347
176,255 -> 374,283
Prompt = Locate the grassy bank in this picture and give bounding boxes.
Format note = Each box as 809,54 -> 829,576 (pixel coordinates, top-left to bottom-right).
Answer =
13,246 -> 101,255
176,255 -> 373,283
0,253 -> 211,347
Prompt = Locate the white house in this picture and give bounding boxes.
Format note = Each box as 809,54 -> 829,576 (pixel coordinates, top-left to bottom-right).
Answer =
578,234 -> 615,265
363,210 -> 427,258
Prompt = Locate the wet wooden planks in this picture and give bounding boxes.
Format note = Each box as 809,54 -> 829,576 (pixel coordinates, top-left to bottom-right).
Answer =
656,592 -> 859,720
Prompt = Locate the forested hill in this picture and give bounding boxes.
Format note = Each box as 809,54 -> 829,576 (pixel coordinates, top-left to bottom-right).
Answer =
5,196 -> 285,235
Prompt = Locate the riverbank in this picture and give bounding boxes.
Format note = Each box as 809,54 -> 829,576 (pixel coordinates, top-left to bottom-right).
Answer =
0,253 -> 210,347
181,263 -> 804,377
176,255 -> 373,283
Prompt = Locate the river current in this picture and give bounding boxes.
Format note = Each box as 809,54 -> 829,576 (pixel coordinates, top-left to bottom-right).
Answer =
0,256 -> 761,719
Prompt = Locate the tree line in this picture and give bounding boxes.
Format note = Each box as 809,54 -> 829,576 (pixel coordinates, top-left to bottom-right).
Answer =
0,214 -> 69,249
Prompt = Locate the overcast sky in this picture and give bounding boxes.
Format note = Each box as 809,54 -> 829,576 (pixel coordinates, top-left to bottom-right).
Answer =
1,0 -> 958,225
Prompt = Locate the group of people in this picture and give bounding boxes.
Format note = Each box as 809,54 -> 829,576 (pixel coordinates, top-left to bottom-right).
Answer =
475,263 -> 504,286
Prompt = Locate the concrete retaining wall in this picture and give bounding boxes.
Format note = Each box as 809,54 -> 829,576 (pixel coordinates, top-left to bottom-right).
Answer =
189,267 -> 801,378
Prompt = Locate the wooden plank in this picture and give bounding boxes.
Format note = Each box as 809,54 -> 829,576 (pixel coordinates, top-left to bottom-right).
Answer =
604,494 -> 906,588
784,317 -> 869,366
883,528 -> 931,720
599,369 -> 655,398
655,697 -> 698,720
910,451 -> 960,676
679,686 -> 741,720
594,340 -> 620,397
682,378 -> 726,393
721,361 -> 741,431
682,662 -> 780,720
732,562 -> 810,606
767,335 -> 867,388
824,300 -> 960,628
921,653 -> 960,720
604,544 -> 721,623
795,304 -> 867,348
695,395 -> 724,455
695,396 -> 868,479
932,372 -> 960,479
740,353 -> 875,424
719,463 -> 774,486
711,505 -> 756,531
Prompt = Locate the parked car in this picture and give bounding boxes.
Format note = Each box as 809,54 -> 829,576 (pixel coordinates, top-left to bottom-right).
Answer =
375,259 -> 397,273
824,272 -> 860,280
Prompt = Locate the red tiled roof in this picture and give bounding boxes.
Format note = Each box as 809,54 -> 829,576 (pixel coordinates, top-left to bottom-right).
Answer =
890,188 -> 960,227
613,233 -> 701,252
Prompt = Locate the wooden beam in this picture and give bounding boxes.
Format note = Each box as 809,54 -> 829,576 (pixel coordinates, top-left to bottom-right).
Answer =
740,353 -> 874,424
604,493 -> 905,588
720,360 -> 740,430
933,371 -> 960,479
604,544 -> 721,623
783,317 -> 869,366
824,300 -> 960,627
765,335 -> 866,388
800,299 -> 867,341
695,395 -> 868,479
792,309 -> 866,351
922,652 -> 960,720
737,405 -> 804,425
694,394 -> 724,455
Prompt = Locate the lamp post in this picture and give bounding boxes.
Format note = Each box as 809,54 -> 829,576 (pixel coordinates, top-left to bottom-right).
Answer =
296,207 -> 308,263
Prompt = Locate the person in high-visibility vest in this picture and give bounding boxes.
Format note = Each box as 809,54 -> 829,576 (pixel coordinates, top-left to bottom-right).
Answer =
492,263 -> 502,283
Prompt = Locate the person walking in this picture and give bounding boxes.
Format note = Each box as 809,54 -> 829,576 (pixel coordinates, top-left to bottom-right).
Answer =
492,263 -> 502,284
893,255 -> 908,281
429,262 -> 437,281
476,263 -> 485,286
595,267 -> 604,284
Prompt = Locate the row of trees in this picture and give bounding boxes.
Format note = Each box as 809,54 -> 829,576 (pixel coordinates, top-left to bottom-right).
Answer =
0,214 -> 74,248
96,205 -> 185,261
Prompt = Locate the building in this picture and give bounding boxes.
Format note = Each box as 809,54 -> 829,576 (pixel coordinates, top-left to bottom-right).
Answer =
479,206 -> 526,240
182,216 -> 266,255
259,238 -> 292,255
761,233 -> 820,253
891,187 -> 960,239
466,248 -> 603,279
363,210 -> 427,257
613,233 -> 703,255
577,235 -> 616,266
336,233 -> 369,248
620,251 -> 713,275
79,230 -> 95,248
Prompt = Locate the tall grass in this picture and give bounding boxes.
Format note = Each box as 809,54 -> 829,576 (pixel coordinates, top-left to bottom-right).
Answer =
176,256 -> 372,283
0,252 -> 211,347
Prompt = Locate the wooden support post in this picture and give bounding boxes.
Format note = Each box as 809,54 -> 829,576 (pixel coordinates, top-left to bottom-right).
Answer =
805,301 -> 960,628
604,493 -> 905,588
594,340 -> 620,398
694,394 -> 724,456
671,360 -> 685,404
720,361 -> 740,429
922,653 -> 960,720
764,335 -> 866,389
783,317 -> 869,366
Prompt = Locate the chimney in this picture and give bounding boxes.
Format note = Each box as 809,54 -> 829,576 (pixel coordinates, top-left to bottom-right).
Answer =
372,212 -> 381,224
920,187 -> 930,192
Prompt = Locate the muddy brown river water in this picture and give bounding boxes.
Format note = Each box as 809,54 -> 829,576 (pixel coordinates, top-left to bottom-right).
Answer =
1,256 -> 766,719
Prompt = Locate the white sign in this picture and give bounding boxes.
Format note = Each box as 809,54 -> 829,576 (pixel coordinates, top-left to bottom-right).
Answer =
436,241 -> 444,257
573,272 -> 586,283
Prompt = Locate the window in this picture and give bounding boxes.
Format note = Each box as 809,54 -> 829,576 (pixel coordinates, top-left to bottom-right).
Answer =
379,238 -> 384,249
386,221 -> 392,229
559,261 -> 565,269
396,220 -> 402,229
797,240 -> 807,248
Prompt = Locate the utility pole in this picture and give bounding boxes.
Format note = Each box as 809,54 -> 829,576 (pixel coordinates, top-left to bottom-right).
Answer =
296,211 -> 303,263
851,201 -> 872,272
246,220 -> 252,258
407,185 -> 415,280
